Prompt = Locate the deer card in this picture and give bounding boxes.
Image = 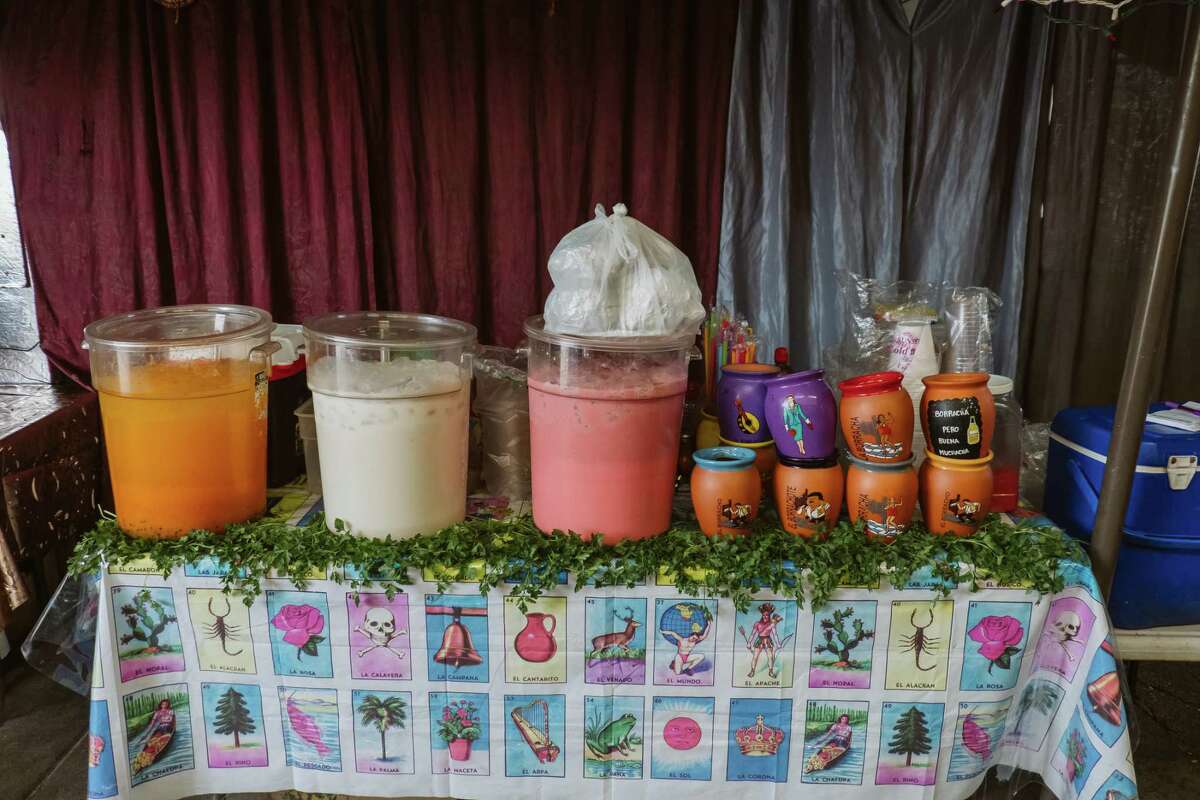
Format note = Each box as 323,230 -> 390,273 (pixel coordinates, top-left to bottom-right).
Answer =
347,593 -> 411,681
946,700 -> 1011,782
111,586 -> 186,682
584,597 -> 647,685
200,682 -> 268,768
809,600 -> 877,690
1030,596 -> 1097,682
733,599 -> 798,688
884,600 -> 954,691
504,596 -> 567,684
875,701 -> 944,786
503,694 -> 566,778
187,588 -> 256,675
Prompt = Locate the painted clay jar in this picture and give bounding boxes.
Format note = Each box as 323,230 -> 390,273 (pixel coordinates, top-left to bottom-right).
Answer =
695,409 -> 722,450
920,451 -> 994,536
773,455 -> 843,538
720,435 -> 776,483
716,364 -> 780,444
845,454 -> 918,541
762,368 -> 837,461
838,371 -> 914,463
691,446 -> 762,535
920,372 -> 995,460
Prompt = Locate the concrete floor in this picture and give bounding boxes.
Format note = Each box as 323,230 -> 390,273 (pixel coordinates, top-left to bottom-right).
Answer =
1,662 -> 1195,800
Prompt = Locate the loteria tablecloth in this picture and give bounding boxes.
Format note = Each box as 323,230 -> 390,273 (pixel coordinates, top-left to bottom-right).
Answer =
83,497 -> 1137,800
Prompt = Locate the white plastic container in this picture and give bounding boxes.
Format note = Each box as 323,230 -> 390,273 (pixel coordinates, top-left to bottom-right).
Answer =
303,312 -> 476,538
294,398 -> 322,496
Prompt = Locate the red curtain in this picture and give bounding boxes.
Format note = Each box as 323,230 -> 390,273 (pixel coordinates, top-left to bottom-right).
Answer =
0,1 -> 737,378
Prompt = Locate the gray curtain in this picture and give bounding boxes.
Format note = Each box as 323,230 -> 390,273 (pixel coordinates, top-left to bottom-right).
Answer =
717,0 -> 1050,377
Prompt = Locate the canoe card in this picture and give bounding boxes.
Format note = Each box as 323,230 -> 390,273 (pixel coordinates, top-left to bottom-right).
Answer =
884,600 -> 954,691
651,696 -> 715,781
122,683 -> 195,788
430,692 -> 490,776
583,695 -> 644,779
1091,770 -> 1138,800
1005,678 -> 1065,752
351,689 -> 415,775
809,600 -> 877,690
200,682 -> 268,768
584,597 -> 647,685
946,700 -> 1011,782
347,593 -> 411,681
278,686 -> 342,772
186,588 -> 256,674
1081,639 -> 1127,746
732,599 -> 798,688
503,694 -> 566,778
875,701 -> 944,786
266,590 -> 333,679
726,698 -> 792,783
111,586 -> 186,682
1050,709 -> 1101,797
653,598 -> 718,687
425,594 -> 490,683
87,700 -> 118,799
800,700 -> 868,786
960,601 -> 1032,692
504,596 -> 567,684
1031,595 -> 1097,682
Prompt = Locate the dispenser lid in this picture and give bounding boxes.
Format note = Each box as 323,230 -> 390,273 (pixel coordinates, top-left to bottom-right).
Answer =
305,312 -> 477,350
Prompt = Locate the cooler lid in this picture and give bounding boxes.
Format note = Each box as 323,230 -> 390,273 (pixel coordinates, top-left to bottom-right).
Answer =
1050,404 -> 1200,471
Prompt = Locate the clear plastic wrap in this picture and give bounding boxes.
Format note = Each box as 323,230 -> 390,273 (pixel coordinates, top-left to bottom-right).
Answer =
1020,421 -> 1051,510
832,269 -> 943,379
473,346 -> 531,501
20,571 -> 99,696
942,286 -> 1003,373
543,203 -> 705,338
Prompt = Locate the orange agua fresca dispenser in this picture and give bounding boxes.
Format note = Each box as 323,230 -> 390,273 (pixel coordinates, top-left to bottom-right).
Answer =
84,304 -> 279,538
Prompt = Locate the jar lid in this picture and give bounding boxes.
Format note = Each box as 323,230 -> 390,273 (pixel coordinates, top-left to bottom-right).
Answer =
305,312 -> 477,350
84,304 -> 273,351
924,450 -> 995,469
721,363 -> 781,377
838,371 -> 903,397
845,452 -> 915,470
922,371 -> 989,389
523,315 -> 694,353
987,374 -> 1014,395
778,454 -> 840,469
693,446 -> 757,472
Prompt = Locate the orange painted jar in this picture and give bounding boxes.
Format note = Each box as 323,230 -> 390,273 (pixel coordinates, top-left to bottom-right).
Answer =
691,446 -> 762,535
838,371 -> 914,463
773,455 -> 843,538
920,451 -> 994,536
720,435 -> 776,483
846,455 -> 918,541
920,372 -> 995,460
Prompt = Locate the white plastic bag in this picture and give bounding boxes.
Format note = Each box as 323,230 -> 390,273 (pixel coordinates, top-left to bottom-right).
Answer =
543,203 -> 705,337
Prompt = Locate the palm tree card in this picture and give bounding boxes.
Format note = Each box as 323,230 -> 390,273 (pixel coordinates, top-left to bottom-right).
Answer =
200,683 -> 267,768
1006,678 -> 1064,752
352,690 -> 414,774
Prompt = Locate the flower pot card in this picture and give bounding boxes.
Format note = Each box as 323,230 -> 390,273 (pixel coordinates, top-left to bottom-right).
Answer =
430,692 -> 490,776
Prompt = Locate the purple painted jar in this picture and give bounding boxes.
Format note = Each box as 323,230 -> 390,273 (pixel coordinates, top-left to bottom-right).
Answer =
763,368 -> 837,461
716,364 -> 780,444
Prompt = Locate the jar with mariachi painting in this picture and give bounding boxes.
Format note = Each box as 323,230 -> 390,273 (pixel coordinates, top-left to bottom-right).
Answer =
845,454 -> 918,541
920,372 -> 995,460
773,455 -> 843,538
716,364 -> 780,444
690,446 -> 762,535
920,451 -> 994,536
838,371 -> 914,463
762,368 -> 837,461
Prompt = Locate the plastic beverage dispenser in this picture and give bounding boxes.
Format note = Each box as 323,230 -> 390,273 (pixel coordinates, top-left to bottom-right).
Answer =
303,312 -> 476,538
84,304 -> 278,538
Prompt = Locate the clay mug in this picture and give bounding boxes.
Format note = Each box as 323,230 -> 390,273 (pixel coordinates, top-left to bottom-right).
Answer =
763,368 -> 837,461
773,455 -> 843,538
920,372 -> 994,460
720,435 -> 776,483
838,371 -> 914,463
716,364 -> 780,444
691,446 -> 761,535
920,451 -> 994,536
845,454 -> 918,541
513,611 -> 557,662
695,409 -> 721,450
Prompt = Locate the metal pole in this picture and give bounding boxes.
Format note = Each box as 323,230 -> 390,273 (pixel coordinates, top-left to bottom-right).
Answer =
1090,14 -> 1200,598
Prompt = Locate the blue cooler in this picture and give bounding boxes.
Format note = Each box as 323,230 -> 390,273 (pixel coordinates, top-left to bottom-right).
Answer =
1045,404 -> 1200,629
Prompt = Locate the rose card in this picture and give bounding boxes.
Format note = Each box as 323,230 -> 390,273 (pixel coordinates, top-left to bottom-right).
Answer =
266,590 -> 333,679
960,601 -> 1032,692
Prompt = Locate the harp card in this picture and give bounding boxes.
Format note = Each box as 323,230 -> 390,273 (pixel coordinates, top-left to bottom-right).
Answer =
504,596 -> 567,683
504,695 -> 566,778
347,593 -> 411,681
351,690 -> 415,775
884,600 -> 954,691
651,696 -> 714,781
187,589 -> 256,674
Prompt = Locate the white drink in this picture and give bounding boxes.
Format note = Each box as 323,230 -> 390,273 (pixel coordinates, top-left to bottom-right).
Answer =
309,358 -> 469,538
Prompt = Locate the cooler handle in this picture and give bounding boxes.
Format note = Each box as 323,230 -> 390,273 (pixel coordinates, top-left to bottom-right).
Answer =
1066,457 -> 1100,516
1119,527 -> 1200,551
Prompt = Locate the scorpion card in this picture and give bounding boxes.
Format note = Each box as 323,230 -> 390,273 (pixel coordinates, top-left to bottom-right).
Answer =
583,695 -> 644,779
266,590 -> 334,679
1030,595 -> 1097,682
111,586 -> 186,682
960,601 -> 1032,692
653,598 -> 718,687
651,696 -> 715,781
733,599 -> 798,688
584,597 -> 647,685
809,600 -> 877,690
946,699 -> 1011,782
875,701 -> 944,786
347,593 -> 411,681
200,682 -> 269,768
504,596 -> 567,684
504,694 -> 566,778
884,600 -> 954,691
187,588 -> 256,675
352,689 -> 415,774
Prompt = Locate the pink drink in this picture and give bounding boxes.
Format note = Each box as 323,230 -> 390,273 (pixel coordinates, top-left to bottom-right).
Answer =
529,375 -> 686,540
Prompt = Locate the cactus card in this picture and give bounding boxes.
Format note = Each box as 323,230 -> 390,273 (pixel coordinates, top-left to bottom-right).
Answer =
885,600 -> 954,691
347,593 -> 411,681
650,696 -> 715,781
733,599 -> 798,688
430,692 -> 490,776
801,700 -> 868,786
111,586 -> 185,682
584,597 -> 647,685
960,601 -> 1032,692
809,600 -> 877,689
726,698 -> 792,783
200,683 -> 268,768
352,689 -> 415,774
503,694 -> 566,778
584,695 -> 644,779
653,599 -> 718,686
266,590 -> 333,679
504,596 -> 567,683
186,588 -> 256,675
875,702 -> 944,786
122,683 -> 194,787
278,686 -> 341,772
947,700 -> 1011,782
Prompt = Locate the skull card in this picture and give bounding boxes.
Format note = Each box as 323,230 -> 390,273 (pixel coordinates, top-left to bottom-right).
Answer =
347,593 -> 411,680
1030,596 -> 1096,682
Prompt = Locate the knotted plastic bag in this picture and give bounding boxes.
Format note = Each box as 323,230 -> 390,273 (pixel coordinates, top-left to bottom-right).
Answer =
543,203 -> 705,337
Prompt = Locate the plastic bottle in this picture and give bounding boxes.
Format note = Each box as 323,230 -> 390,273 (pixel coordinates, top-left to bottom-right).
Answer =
988,375 -> 1022,512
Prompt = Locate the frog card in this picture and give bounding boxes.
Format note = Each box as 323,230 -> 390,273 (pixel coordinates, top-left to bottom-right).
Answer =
347,593 -> 411,681
351,689 -> 415,775
733,599 -> 798,688
801,700 -> 868,786
960,601 -> 1032,692
425,594 -> 490,683
111,586 -> 186,682
809,600 -> 877,690
186,588 -> 256,675
875,701 -> 944,786
727,698 -> 793,783
504,694 -> 566,778
946,700 -> 1011,782
585,597 -> 647,685
122,683 -> 195,788
504,596 -> 567,684
651,696 -> 715,781
200,682 -> 269,768
430,692 -> 490,776
653,598 -> 718,687
583,695 -> 644,779
265,590 -> 333,679
884,600 -> 954,691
